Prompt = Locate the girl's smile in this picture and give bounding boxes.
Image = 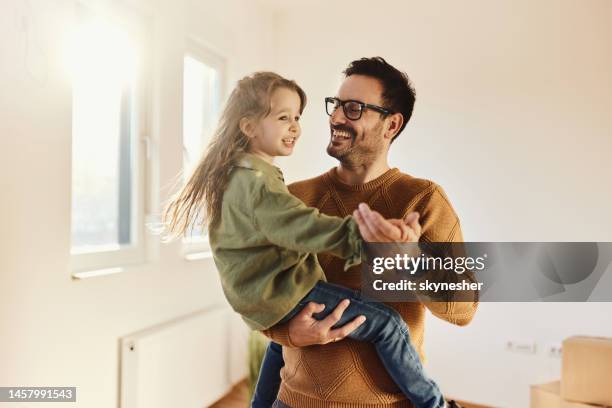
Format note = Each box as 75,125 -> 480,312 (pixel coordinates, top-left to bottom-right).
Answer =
247,87 -> 302,163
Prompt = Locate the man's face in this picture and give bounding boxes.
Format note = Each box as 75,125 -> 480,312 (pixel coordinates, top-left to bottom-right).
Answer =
326,75 -> 390,166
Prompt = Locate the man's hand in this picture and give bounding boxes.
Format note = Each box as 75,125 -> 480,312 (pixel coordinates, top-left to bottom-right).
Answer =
287,300 -> 366,347
353,203 -> 421,242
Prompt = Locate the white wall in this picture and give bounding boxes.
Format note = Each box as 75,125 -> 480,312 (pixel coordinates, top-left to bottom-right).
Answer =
270,1 -> 612,407
0,0 -> 275,407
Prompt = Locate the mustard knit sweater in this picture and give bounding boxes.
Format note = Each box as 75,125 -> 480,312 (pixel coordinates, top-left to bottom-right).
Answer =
263,167 -> 479,408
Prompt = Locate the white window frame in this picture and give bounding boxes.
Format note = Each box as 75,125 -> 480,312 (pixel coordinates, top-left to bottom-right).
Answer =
69,1 -> 152,277
181,39 -> 226,261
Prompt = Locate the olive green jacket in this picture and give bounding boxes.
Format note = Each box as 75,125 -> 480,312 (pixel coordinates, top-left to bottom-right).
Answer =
209,153 -> 362,330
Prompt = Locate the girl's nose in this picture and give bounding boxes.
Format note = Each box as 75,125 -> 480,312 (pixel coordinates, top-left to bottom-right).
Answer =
290,119 -> 300,132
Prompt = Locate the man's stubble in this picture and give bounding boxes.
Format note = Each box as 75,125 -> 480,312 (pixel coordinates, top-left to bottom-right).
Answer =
326,121 -> 386,169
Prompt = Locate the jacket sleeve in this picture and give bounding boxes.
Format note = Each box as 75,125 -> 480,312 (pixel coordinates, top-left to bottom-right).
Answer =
410,185 -> 479,327
252,180 -> 362,270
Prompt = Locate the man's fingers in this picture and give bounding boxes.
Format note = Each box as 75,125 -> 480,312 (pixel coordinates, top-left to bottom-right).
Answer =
406,211 -> 420,229
404,212 -> 418,225
298,302 -> 325,320
388,219 -> 411,241
411,213 -> 422,237
320,299 -> 350,327
402,212 -> 422,242
328,315 -> 367,342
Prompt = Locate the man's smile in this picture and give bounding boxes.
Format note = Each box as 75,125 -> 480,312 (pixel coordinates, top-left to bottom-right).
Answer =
331,126 -> 355,143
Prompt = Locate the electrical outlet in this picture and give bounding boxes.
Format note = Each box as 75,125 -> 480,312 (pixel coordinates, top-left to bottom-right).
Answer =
547,343 -> 562,358
506,340 -> 537,354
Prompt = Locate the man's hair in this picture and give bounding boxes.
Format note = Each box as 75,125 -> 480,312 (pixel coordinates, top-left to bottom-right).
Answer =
343,57 -> 416,141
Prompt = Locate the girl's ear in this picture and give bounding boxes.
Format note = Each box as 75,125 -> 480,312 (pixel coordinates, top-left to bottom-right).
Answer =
239,117 -> 256,139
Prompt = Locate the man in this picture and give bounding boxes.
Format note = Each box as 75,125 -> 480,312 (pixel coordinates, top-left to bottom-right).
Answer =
262,57 -> 479,407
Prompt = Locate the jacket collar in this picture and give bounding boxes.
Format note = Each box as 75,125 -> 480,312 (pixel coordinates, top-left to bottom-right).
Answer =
234,152 -> 284,181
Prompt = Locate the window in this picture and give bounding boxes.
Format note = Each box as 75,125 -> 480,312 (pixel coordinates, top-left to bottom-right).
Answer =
68,3 -> 149,275
182,41 -> 225,258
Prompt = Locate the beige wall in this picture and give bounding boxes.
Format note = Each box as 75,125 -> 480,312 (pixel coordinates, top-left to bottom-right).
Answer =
270,1 -> 612,406
2,0 -> 612,407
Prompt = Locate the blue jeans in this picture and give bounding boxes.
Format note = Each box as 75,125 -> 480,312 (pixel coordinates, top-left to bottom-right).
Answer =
251,281 -> 445,408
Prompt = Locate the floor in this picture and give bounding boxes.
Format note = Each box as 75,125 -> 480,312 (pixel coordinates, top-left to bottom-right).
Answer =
207,379 -> 493,408
209,379 -> 249,408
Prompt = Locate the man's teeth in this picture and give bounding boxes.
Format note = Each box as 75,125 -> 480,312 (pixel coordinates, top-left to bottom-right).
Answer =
332,130 -> 352,139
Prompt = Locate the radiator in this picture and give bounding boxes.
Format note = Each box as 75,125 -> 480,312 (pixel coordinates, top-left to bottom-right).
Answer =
119,306 -> 249,408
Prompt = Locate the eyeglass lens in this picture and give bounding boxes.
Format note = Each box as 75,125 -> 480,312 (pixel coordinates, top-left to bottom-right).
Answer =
326,99 -> 363,120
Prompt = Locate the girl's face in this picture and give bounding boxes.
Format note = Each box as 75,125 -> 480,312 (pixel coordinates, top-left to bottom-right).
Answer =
247,87 -> 302,163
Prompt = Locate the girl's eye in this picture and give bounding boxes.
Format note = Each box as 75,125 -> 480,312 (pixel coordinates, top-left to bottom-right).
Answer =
279,116 -> 288,120
294,116 -> 300,122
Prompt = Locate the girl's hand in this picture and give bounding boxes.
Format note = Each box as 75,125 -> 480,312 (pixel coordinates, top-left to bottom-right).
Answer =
352,203 -> 421,242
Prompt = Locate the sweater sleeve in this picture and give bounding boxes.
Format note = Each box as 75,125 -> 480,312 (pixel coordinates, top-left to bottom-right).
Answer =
409,185 -> 479,326
261,322 -> 296,348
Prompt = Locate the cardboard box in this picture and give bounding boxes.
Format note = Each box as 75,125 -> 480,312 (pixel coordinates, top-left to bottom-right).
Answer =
531,381 -> 606,408
531,381 -> 562,408
562,336 -> 612,406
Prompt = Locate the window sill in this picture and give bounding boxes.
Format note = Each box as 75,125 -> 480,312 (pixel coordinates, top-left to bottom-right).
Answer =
184,250 -> 214,261
72,266 -> 125,280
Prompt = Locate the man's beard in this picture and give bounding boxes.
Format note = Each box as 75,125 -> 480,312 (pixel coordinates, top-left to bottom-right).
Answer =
327,124 -> 383,166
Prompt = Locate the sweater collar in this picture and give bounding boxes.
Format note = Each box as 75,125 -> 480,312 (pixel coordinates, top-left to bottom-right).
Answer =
326,167 -> 400,192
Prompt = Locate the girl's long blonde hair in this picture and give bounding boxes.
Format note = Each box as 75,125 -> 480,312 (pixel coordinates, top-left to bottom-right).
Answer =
162,72 -> 307,239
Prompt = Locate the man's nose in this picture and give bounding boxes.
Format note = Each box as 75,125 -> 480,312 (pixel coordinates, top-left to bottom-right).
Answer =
330,105 -> 347,125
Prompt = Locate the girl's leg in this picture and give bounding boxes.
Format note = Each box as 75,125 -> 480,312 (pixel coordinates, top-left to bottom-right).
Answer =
298,281 -> 446,408
251,341 -> 284,408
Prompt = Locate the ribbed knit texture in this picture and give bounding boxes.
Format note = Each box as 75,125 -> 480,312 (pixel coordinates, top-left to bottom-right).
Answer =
263,167 -> 479,407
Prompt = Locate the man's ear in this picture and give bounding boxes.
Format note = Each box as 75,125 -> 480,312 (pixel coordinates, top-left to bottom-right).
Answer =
384,113 -> 404,141
239,117 -> 256,139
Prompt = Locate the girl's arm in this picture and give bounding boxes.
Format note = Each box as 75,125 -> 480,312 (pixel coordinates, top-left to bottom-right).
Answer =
252,182 -> 362,269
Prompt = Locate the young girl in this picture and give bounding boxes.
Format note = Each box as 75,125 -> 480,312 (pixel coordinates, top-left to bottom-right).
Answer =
163,72 -> 446,408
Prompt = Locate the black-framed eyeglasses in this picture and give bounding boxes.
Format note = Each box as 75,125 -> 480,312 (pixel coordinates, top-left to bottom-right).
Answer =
325,97 -> 393,120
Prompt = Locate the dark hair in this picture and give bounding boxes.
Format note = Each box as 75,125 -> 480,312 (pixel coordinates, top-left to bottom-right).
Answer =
343,57 -> 416,141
